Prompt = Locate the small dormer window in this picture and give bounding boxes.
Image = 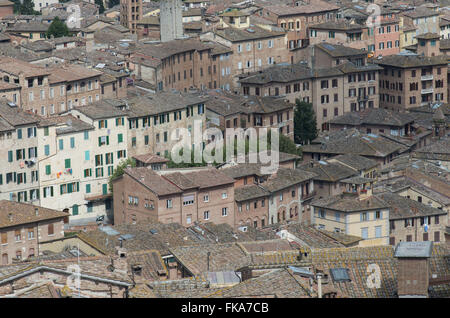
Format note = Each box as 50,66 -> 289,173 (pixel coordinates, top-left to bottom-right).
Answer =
131,265 -> 142,275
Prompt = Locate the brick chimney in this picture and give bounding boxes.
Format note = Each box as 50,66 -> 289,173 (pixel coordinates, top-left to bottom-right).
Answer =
394,241 -> 433,298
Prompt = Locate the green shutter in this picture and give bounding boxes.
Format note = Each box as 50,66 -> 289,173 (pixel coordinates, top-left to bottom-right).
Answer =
68,183 -> 73,193
106,136 -> 109,145
51,187 -> 53,196
60,184 -> 63,194
102,184 -> 107,195
72,204 -> 78,215
118,133 -> 123,143
98,137 -> 101,146
8,151 -> 12,162
105,120 -> 108,128
70,137 -> 75,148
86,184 -> 91,193
65,159 -> 71,169
46,165 -> 51,175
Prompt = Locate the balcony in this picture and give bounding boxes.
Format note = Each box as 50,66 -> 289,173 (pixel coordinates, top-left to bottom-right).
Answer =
421,88 -> 434,94
301,190 -> 316,200
357,95 -> 369,102
421,74 -> 433,81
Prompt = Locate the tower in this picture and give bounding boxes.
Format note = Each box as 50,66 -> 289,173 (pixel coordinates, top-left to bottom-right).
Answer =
432,106 -> 447,138
120,0 -> 143,34
160,0 -> 184,42
416,33 -> 440,57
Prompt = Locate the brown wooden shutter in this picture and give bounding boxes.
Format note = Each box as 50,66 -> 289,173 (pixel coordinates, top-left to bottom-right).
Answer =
48,224 -> 54,235
1,232 -> 7,244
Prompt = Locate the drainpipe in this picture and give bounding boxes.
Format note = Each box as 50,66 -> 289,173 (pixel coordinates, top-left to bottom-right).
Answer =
317,273 -> 323,298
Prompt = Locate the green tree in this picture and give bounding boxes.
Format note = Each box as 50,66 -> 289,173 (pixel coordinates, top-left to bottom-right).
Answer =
95,0 -> 105,14
108,157 -> 136,192
12,0 -> 40,14
46,16 -> 70,38
294,99 -> 317,145
108,0 -> 120,8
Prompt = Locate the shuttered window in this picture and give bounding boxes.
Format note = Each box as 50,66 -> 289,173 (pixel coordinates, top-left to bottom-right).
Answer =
1,232 -> 7,244
48,224 -> 54,235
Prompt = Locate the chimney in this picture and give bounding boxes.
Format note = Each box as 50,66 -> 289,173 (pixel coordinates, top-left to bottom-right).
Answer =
317,273 -> 323,298
394,241 -> 433,298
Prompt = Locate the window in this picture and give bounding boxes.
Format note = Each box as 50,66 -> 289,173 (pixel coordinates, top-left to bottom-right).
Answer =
166,199 -> 172,208
375,211 -> 382,219
375,226 -> 382,238
318,209 -> 325,218
1,232 -> 7,244
361,212 -> 368,221
183,195 -> 194,206
48,224 -> 54,235
72,204 -> 79,216
361,227 -> 368,239
222,208 -> 228,217
28,229 -> 34,240
222,192 -> 227,199
15,230 -> 21,242
204,211 -> 210,220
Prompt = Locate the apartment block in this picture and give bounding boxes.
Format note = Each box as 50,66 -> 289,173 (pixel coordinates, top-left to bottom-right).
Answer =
60,103 -> 129,224
379,193 -> 447,245
200,12 -> 289,87
130,38 -> 233,91
0,57 -> 103,115
112,167 -> 235,227
376,54 -> 447,111
0,201 -> 67,265
205,90 -> 294,140
373,10 -> 401,57
308,21 -> 371,51
0,99 -> 40,203
240,43 -> 381,131
220,163 -> 316,228
260,1 -> 339,49
311,188 -> 390,247
95,92 -> 207,159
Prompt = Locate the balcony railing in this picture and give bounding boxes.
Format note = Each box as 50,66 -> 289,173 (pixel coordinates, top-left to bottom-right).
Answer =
421,74 -> 433,81
357,95 -> 369,101
421,88 -> 434,94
